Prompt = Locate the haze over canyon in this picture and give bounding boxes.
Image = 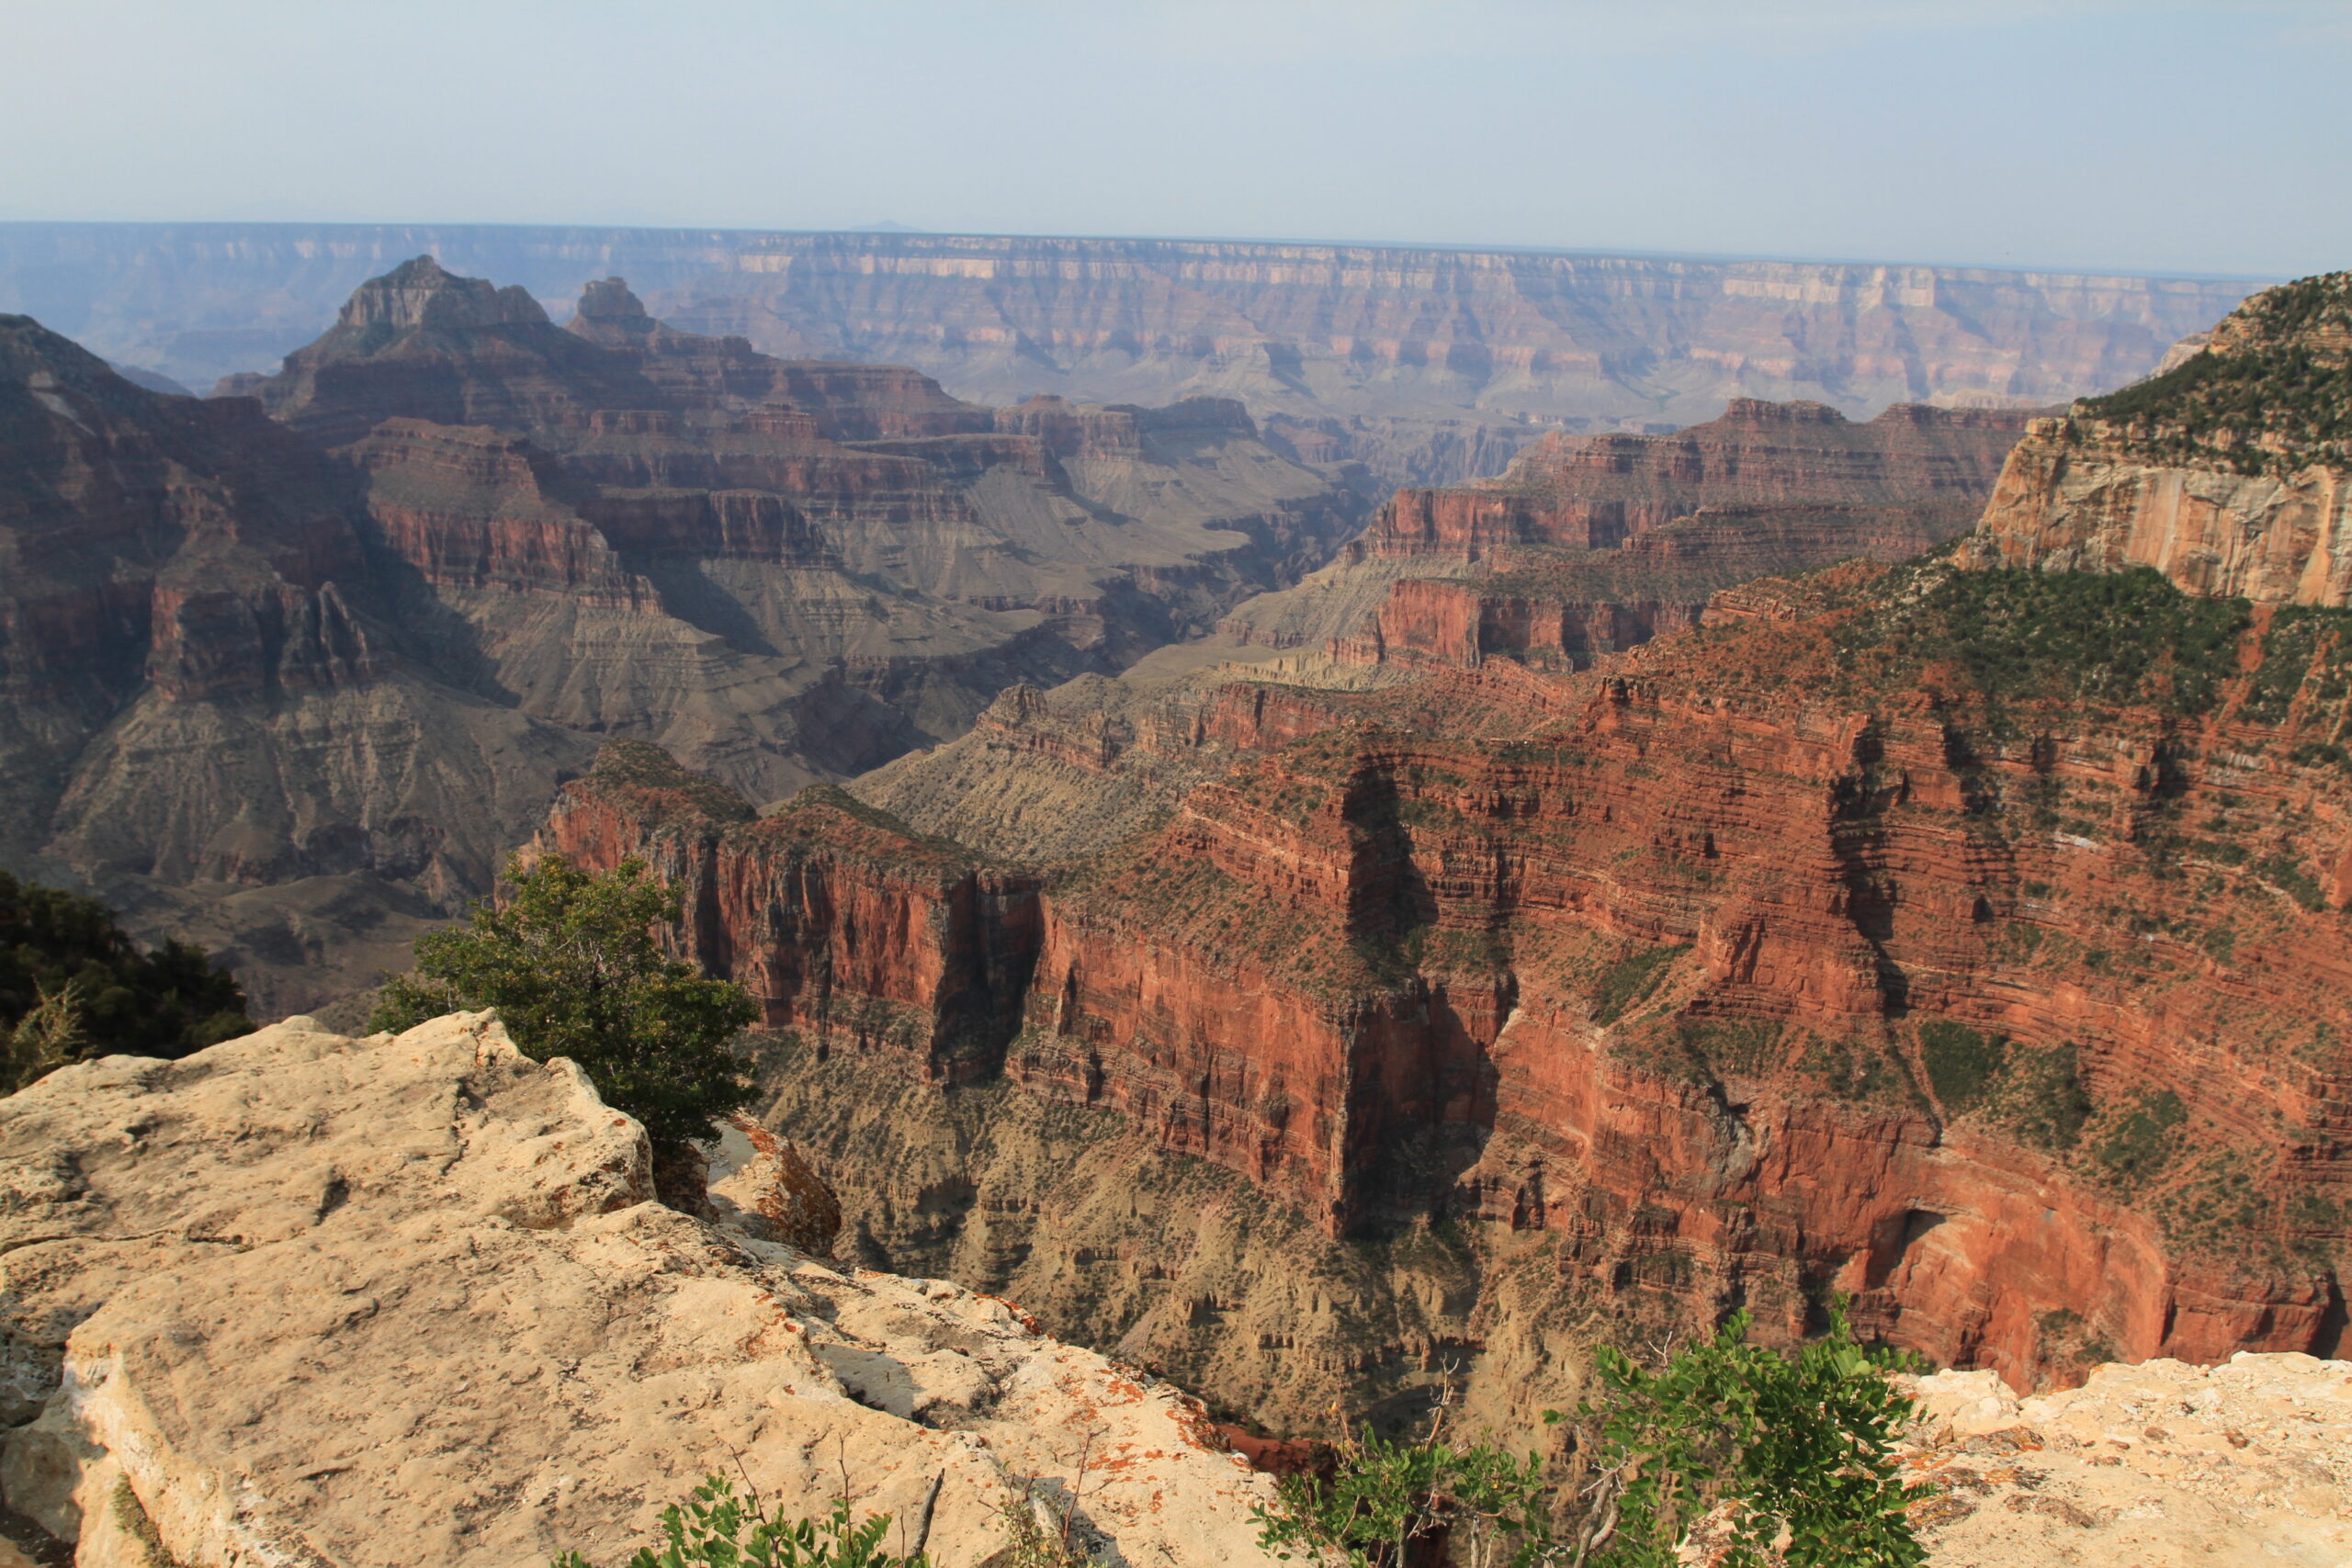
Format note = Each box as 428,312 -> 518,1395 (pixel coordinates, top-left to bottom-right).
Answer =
3,216 -> 2349,1568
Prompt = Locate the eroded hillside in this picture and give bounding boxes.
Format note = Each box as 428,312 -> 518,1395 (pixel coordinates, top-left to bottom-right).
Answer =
0,260 -> 1365,1010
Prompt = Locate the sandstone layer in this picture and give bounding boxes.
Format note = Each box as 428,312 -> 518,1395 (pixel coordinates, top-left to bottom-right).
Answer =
1971,273 -> 2352,604
549,547 -> 2352,1436
0,223 -> 2256,488
1218,400 -> 2034,671
0,1011 -> 1279,1568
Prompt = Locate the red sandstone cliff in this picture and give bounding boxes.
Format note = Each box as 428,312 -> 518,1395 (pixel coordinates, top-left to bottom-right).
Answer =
554,558 -> 2352,1393
1364,400 -> 2032,559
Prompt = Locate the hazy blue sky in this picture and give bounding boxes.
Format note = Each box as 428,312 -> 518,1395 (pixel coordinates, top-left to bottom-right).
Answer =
7,0 -> 2347,276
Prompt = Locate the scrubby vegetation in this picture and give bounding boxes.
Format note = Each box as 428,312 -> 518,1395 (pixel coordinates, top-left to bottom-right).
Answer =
552,1478 -> 928,1568
1253,1304 -> 1923,1568
1588,943 -> 1689,1027
2075,272 -> 2352,476
1585,1303 -> 1924,1567
1831,564 -> 2255,720
372,852 -> 758,1152
1254,1416 -> 1553,1568
0,870 -> 251,1091
1916,1021 -> 2007,1114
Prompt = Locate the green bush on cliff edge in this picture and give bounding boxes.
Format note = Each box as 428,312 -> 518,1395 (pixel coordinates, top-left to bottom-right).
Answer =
1253,1302 -> 1923,1568
372,852 -> 757,1154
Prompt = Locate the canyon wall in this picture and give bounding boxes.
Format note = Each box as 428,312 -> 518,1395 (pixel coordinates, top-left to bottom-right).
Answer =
0,223 -> 2259,487
1970,420 -> 2351,603
0,261 -> 1365,1012
549,558 -> 2352,1424
1971,271 -> 2352,604
1220,400 -> 2036,671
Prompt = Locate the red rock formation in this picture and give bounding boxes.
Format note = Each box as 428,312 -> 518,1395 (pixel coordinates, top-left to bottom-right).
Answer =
340,419 -> 648,603
1971,417 -> 2352,604
540,743 -> 1042,1084
1368,401 -> 2033,559
558,570 -> 2352,1391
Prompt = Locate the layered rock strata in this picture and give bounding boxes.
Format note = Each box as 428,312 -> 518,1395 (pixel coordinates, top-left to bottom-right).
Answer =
552,557 -> 2352,1424
0,1011 -> 1278,1568
0,262 -> 1365,1010
2,224 -> 2257,487
1970,423 -> 2352,604
1220,400 -> 2035,671
1971,276 -> 2352,605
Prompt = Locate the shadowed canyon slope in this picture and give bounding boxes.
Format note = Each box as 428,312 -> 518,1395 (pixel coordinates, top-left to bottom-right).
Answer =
0,223 -> 2261,486
540,280 -> 2352,1442
0,259 -> 1364,1012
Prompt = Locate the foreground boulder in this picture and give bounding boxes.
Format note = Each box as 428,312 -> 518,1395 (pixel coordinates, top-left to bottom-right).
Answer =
0,1013 -> 1277,1568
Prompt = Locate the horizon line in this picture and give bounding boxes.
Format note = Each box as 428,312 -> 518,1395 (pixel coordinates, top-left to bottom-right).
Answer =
0,217 -> 2285,287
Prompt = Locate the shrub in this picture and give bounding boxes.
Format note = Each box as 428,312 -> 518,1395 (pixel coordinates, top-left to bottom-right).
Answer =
1917,1021 -> 2007,1114
1590,944 -> 1690,1028
552,1476 -> 925,1568
2090,1089 -> 2188,1188
0,870 -> 251,1083
1993,1044 -> 2094,1153
1253,1417 -> 1554,1568
372,853 -> 758,1152
1254,1305 -> 1925,1568
1582,1301 -> 1925,1568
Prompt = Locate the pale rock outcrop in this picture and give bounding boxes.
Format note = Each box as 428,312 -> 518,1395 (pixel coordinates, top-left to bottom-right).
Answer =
1899,1354 -> 2352,1565
0,1012 -> 1278,1568
1967,419 -> 2352,604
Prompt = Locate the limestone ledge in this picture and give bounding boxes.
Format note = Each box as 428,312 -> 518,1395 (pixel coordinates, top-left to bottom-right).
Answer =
0,1012 -> 1277,1568
1897,1354 -> 2352,1566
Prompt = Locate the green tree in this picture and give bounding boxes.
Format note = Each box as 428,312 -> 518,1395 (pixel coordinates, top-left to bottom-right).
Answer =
0,870 -> 252,1076
1584,1302 -> 1925,1567
372,853 -> 758,1152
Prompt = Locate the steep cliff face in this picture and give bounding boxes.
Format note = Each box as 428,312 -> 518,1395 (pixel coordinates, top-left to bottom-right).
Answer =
0,312 -> 594,1013
1220,400 -> 2034,671
559,558 -> 2352,1425
1368,400 -> 2032,558
0,263 -> 1367,1010
0,224 -> 2255,488
1971,274 -> 2352,604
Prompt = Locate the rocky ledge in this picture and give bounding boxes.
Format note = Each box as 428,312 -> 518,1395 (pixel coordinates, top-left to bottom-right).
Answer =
0,1013 -> 1276,1568
1898,1354 -> 2352,1565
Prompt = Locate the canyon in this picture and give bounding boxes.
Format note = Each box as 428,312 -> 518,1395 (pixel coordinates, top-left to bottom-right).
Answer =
0,259 -> 1365,1012
6,229 -> 2350,1566
526,279 -> 2352,1450
0,223 -> 2259,488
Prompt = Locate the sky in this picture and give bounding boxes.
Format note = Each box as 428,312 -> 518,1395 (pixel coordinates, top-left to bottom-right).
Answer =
6,0 -> 2348,278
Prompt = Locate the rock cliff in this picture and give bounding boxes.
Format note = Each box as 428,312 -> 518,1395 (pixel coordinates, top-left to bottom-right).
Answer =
0,1010 -> 1279,1568
546,552 -> 2352,1434
0,223 -> 2256,488
0,261 -> 1365,1011
1971,273 -> 2352,604
1219,400 -> 2034,671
